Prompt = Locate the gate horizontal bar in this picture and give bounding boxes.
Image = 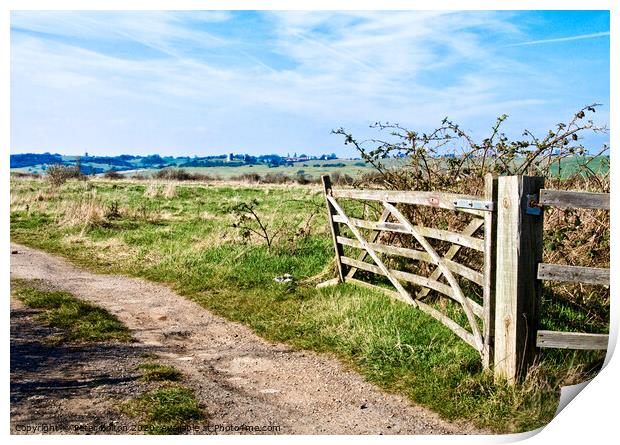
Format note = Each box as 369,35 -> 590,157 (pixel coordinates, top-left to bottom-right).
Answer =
336,236 -> 484,286
330,188 -> 487,216
332,215 -> 485,252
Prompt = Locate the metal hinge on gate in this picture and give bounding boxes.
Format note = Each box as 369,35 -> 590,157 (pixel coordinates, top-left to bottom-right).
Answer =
453,199 -> 494,212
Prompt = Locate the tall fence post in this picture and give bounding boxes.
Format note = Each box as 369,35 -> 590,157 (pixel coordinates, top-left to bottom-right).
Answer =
482,174 -> 498,370
494,175 -> 544,383
321,175 -> 345,282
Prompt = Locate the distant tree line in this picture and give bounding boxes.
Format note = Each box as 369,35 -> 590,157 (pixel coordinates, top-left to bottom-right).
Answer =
10,152 -> 347,173
10,153 -> 64,168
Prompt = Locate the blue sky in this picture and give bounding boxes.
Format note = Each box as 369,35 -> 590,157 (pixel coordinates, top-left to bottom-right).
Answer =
10,10 -> 610,157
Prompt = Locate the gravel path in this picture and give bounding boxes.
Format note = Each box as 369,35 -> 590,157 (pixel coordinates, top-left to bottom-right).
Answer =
10,242 -> 483,435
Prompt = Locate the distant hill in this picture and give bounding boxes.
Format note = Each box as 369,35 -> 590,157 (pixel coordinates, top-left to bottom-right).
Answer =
9,152 -> 348,175
10,153 -> 64,169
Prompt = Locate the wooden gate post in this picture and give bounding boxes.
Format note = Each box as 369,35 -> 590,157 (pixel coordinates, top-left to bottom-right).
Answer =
321,175 -> 345,282
494,175 -> 544,383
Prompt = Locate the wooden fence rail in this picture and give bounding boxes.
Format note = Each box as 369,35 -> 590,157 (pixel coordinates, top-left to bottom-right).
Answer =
529,187 -> 610,357
537,263 -> 609,286
536,331 -> 609,350
318,175 -> 610,383
539,189 -> 609,210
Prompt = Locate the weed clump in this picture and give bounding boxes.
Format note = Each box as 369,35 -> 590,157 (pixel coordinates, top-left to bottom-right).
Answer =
46,164 -> 84,187
231,172 -> 261,183
163,183 -> 177,198
153,168 -> 195,181
138,363 -> 182,382
152,168 -> 215,182
57,191 -> 107,232
144,183 -> 161,198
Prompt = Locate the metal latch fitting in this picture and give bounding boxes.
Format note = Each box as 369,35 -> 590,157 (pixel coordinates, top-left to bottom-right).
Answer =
453,199 -> 494,211
526,194 -> 542,215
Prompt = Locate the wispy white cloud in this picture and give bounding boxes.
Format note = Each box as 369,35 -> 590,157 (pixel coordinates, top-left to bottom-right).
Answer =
10,11 -> 608,156
10,10 -> 232,42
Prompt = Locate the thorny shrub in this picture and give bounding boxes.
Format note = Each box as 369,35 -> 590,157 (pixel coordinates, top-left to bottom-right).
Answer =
46,164 -> 84,187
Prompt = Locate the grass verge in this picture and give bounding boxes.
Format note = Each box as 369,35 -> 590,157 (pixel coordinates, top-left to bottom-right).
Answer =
11,279 -> 133,344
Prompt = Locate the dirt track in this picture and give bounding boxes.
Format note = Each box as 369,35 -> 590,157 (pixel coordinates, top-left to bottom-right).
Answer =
10,242 -> 483,435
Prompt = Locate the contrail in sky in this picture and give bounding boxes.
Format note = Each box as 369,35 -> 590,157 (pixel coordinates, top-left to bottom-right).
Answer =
507,31 -> 609,47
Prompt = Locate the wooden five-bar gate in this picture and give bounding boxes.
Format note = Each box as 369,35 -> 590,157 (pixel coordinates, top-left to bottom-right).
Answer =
318,174 -> 610,383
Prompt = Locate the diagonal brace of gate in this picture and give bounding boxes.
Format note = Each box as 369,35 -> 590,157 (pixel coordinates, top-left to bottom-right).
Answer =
382,202 -> 484,352
325,195 -> 417,307
346,208 -> 391,280
416,218 -> 484,300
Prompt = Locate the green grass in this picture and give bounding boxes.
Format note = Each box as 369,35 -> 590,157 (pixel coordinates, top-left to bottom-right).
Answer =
9,177 -> 606,433
11,279 -> 133,344
126,359 -> 203,434
121,384 -> 204,434
547,156 -> 610,179
139,363 -> 182,382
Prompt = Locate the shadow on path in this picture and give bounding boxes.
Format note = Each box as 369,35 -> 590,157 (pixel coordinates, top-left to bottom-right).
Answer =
10,299 -> 161,434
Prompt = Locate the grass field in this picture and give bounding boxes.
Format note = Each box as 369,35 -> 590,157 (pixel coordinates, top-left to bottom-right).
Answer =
109,155 -> 612,180
11,155 -> 608,181
119,158 -> 374,179
10,177 -> 606,433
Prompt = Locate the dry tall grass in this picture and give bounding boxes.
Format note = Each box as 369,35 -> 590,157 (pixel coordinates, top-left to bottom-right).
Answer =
163,183 -> 177,198
144,182 -> 161,198
56,190 -> 106,234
